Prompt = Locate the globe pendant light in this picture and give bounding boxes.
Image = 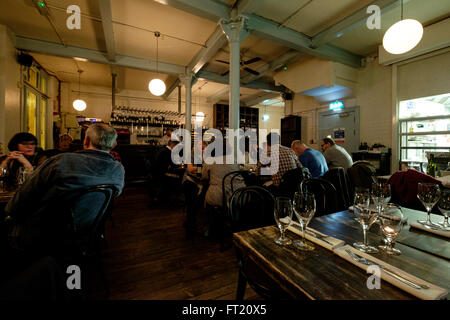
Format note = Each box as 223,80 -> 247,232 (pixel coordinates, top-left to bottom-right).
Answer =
73,69 -> 87,111
383,0 -> 423,55
149,32 -> 166,96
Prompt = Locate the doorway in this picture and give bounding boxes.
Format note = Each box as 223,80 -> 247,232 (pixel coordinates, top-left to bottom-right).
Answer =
318,107 -> 360,154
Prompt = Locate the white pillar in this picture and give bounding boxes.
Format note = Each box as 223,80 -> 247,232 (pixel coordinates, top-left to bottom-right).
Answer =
220,16 -> 249,131
179,72 -> 193,141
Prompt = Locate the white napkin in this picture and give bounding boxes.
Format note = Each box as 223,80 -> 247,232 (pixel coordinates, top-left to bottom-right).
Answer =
335,245 -> 448,300
409,221 -> 450,238
287,221 -> 345,251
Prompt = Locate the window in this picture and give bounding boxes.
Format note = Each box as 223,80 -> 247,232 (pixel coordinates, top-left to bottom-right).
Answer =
399,93 -> 450,165
23,64 -> 49,149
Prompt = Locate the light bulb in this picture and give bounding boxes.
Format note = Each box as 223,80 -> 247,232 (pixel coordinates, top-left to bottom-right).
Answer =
383,19 -> 423,55
73,99 -> 87,111
149,78 -> 166,96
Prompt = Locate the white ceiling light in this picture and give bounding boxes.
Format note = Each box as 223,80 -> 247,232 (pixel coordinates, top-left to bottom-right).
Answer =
73,69 -> 87,111
383,0 -> 423,55
262,114 -> 270,122
148,32 -> 166,96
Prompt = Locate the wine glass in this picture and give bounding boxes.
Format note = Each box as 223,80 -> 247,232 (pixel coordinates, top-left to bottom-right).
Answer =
371,181 -> 391,214
378,204 -> 405,255
274,197 -> 293,246
417,182 -> 441,228
437,189 -> 450,231
0,167 -> 8,192
292,192 -> 316,251
352,189 -> 379,253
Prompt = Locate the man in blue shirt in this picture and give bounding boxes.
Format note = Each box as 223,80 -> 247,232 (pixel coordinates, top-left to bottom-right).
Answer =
291,140 -> 328,178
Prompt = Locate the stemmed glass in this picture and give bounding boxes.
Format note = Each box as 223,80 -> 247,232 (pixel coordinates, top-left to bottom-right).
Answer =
417,182 -> 441,228
274,197 -> 293,246
292,192 -> 316,251
0,167 -> 8,192
378,204 -> 405,255
371,181 -> 391,214
437,189 -> 450,231
352,188 -> 379,253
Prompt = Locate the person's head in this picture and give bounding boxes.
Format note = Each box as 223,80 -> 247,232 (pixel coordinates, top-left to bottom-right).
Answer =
266,132 -> 280,150
83,123 -> 118,151
291,140 -> 307,156
8,132 -> 38,156
58,134 -> 73,150
165,129 -> 173,137
321,137 -> 335,152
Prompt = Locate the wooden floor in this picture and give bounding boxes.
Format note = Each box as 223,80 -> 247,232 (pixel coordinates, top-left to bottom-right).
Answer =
96,185 -> 259,300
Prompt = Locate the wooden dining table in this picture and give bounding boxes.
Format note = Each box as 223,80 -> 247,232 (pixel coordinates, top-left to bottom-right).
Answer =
233,208 -> 450,300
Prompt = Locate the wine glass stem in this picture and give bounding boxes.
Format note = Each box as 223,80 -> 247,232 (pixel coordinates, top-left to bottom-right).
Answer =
301,224 -> 306,244
280,229 -> 285,240
444,216 -> 449,227
426,210 -> 432,224
363,226 -> 368,246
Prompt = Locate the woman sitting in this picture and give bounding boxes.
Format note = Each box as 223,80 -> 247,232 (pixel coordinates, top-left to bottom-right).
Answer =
0,133 -> 46,187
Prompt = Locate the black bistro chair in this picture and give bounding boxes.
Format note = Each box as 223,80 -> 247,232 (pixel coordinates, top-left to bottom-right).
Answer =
52,184 -> 119,298
300,178 -> 338,217
347,161 -> 377,200
277,167 -> 311,199
229,186 -> 292,300
322,167 -> 352,211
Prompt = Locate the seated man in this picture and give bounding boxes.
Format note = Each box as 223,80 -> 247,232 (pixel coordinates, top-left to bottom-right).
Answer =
151,139 -> 180,204
3,123 -> 125,258
320,137 -> 353,170
291,140 -> 328,178
257,132 -> 302,188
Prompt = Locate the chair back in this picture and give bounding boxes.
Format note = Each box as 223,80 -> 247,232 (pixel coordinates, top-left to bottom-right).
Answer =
49,185 -> 118,256
278,167 -> 311,199
347,161 -> 377,197
221,171 -> 247,209
322,167 -> 352,211
300,178 -> 338,216
229,186 -> 275,232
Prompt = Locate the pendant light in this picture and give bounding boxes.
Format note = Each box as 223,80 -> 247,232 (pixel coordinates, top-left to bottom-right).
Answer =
73,69 -> 87,111
383,0 -> 423,55
148,32 -> 166,96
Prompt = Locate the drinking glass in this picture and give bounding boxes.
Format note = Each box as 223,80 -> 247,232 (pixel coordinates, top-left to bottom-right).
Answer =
0,167 -> 8,192
371,181 -> 391,214
292,192 -> 316,251
378,204 -> 405,255
352,189 -> 379,253
274,197 -> 293,246
437,190 -> 450,231
417,182 -> 441,228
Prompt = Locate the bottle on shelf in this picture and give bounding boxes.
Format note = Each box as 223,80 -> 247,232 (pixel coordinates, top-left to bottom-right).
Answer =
426,153 -> 437,177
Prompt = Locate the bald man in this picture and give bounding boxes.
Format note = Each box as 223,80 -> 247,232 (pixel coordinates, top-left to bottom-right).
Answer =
291,140 -> 328,178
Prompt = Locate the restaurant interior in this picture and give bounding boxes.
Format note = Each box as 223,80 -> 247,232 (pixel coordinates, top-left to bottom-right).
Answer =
0,0 -> 449,303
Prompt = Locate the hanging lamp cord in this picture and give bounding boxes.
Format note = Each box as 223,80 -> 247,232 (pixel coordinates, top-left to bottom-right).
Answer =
155,32 -> 160,74
401,0 -> 404,20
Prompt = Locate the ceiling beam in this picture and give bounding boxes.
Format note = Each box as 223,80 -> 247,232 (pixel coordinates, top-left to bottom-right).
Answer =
206,86 -> 229,104
162,79 -> 180,100
15,36 -> 187,75
196,70 -> 287,93
235,0 -> 262,15
241,50 -> 302,84
98,0 -> 116,61
311,0 -> 400,48
243,92 -> 280,107
189,26 -> 227,74
246,14 -> 363,68
153,0 -> 229,22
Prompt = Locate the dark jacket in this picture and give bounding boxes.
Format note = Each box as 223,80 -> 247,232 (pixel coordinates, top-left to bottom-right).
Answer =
5,149 -> 125,251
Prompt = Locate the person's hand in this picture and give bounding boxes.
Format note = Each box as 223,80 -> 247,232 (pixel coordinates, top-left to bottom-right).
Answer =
7,151 -> 33,170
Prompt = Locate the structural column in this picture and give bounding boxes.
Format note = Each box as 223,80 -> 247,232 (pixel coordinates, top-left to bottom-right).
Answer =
179,72 -> 193,137
220,16 -> 249,131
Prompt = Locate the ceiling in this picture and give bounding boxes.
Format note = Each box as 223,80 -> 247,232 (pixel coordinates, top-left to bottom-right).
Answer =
1,0 -> 449,105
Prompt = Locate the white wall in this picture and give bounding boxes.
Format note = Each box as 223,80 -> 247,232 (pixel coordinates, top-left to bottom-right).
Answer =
0,25 -> 21,151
